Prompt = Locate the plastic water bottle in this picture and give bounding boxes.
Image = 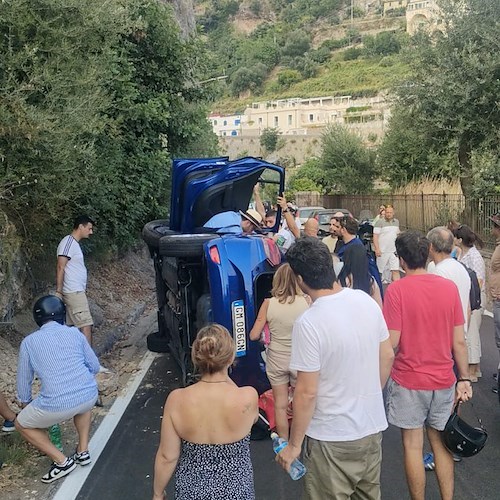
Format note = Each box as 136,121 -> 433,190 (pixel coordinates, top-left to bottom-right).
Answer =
271,432 -> 306,480
48,424 -> 63,452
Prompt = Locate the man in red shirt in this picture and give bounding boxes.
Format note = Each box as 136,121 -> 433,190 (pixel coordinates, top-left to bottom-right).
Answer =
383,231 -> 472,500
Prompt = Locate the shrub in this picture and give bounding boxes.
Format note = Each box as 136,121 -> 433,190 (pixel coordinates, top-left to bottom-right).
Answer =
343,47 -> 363,61
260,128 -> 280,152
277,69 -> 303,88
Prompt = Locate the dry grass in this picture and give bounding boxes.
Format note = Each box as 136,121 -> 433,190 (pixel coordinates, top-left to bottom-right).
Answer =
394,177 -> 463,195
0,432 -> 31,467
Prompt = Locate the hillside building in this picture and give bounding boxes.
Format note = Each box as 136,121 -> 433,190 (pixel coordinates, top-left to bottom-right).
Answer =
209,95 -> 389,141
406,0 -> 443,35
383,0 -> 408,16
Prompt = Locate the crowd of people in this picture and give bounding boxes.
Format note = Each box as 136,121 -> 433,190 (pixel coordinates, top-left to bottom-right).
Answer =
152,203 -> 500,500
2,205 -> 500,500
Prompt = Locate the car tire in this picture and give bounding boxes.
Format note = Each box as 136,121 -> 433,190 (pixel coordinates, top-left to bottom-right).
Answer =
142,220 -> 175,249
159,233 -> 219,258
146,332 -> 170,353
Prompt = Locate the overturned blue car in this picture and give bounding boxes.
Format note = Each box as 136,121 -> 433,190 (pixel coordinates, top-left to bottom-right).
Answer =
142,157 -> 285,393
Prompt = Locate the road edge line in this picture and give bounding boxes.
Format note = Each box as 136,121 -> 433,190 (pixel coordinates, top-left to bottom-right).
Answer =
51,350 -> 158,500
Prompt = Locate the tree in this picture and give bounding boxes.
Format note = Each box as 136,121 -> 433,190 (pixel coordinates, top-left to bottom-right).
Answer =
260,128 -> 280,153
288,158 -> 324,194
363,31 -> 402,57
0,0 -> 217,258
230,63 -> 268,96
377,105 -> 456,186
319,125 -> 375,194
281,30 -> 311,58
392,0 -> 500,195
277,69 -> 302,88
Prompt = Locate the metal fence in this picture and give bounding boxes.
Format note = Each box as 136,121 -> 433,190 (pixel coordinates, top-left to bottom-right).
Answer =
320,194 -> 500,252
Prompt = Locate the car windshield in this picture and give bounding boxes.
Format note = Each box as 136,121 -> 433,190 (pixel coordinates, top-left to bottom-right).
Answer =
300,208 -> 318,218
318,214 -> 333,224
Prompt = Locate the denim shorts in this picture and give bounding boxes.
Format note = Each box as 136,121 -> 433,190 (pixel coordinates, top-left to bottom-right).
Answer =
385,378 -> 454,431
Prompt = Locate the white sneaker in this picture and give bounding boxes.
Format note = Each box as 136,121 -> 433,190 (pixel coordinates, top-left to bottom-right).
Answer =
98,365 -> 111,374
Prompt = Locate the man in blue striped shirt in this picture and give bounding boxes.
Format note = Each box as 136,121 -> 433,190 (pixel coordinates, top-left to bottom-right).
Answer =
15,295 -> 100,483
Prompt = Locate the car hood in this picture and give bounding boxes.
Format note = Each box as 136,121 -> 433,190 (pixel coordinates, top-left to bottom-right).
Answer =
169,157 -> 285,233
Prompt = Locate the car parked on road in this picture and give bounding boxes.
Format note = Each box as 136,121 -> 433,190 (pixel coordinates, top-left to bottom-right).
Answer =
142,157 -> 285,393
312,208 -> 353,236
296,206 -> 324,228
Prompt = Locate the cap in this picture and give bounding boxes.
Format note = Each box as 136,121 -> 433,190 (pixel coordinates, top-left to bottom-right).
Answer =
286,202 -> 298,213
239,209 -> 263,227
489,212 -> 500,227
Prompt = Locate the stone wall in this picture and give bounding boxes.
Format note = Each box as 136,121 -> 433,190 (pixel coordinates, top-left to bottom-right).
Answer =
219,120 -> 384,163
219,135 -> 323,163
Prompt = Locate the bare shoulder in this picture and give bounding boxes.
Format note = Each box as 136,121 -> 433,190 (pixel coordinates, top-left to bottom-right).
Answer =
237,385 -> 258,404
164,387 -> 184,408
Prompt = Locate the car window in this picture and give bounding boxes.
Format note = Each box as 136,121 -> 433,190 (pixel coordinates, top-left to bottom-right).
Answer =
318,214 -> 332,224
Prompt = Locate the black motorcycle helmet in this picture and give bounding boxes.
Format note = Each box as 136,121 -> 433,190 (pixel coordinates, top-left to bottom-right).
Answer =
442,402 -> 487,458
33,295 -> 66,327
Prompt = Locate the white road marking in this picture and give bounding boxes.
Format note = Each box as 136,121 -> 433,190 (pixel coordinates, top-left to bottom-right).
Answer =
51,350 -> 158,500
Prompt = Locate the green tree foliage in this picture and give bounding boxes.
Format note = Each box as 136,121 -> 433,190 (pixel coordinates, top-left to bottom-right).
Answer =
289,126 -> 375,194
319,125 -> 375,193
0,0 -> 217,257
377,106 -> 456,186
382,0 -> 500,195
288,158 -> 323,194
260,128 -> 280,152
281,30 -> 311,58
230,63 -> 268,95
363,31 -> 402,57
277,69 -> 302,88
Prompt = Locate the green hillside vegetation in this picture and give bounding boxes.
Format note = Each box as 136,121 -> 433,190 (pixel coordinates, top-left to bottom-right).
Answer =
197,0 -> 410,113
213,55 -> 409,113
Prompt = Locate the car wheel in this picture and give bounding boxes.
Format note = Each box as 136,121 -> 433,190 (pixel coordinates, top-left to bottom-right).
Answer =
142,220 -> 175,249
146,332 -> 170,353
159,233 -> 219,258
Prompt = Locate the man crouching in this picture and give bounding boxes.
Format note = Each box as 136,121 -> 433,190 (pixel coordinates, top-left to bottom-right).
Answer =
15,295 -> 100,483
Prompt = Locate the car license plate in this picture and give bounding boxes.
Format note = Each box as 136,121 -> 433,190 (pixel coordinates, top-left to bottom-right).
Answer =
232,299 -> 246,357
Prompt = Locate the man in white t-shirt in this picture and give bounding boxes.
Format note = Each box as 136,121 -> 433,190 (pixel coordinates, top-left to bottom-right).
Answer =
56,215 -> 95,344
427,226 -> 471,334
373,204 -> 400,283
276,237 -> 394,499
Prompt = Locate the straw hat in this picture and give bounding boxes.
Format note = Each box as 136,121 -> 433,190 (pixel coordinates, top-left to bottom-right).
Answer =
239,209 -> 263,227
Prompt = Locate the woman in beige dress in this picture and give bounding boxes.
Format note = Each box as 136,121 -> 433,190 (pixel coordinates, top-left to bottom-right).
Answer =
250,263 -> 309,440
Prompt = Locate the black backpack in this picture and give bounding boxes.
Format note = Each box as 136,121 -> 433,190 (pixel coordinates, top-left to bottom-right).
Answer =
460,263 -> 481,311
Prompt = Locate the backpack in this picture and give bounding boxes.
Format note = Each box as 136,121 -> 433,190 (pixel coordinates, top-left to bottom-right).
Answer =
461,263 -> 481,311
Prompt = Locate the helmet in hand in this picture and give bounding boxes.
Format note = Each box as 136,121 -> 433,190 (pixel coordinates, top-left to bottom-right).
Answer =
442,403 -> 487,458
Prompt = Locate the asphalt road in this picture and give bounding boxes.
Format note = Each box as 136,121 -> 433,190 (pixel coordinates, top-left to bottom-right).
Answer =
76,315 -> 500,500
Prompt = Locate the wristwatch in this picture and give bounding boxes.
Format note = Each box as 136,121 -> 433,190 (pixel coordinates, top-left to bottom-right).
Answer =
282,208 -> 289,213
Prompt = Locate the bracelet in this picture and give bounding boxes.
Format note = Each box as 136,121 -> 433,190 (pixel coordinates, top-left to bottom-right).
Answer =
456,378 -> 472,384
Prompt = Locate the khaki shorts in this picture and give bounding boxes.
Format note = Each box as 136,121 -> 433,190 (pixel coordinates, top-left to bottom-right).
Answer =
63,291 -> 93,328
303,433 -> 382,500
17,396 -> 97,429
266,349 -> 296,386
